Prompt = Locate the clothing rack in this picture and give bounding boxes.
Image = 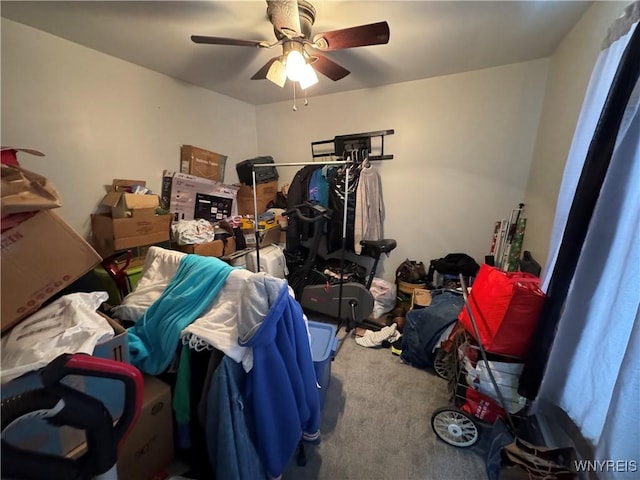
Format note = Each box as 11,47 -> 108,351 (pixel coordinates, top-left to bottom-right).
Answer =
250,150 -> 389,268
250,150 -> 387,331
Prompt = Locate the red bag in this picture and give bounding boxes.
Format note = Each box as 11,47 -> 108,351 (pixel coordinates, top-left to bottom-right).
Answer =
458,264 -> 545,357
461,386 -> 505,423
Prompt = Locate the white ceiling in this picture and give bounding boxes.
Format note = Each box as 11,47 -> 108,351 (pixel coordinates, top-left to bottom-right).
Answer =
1,1 -> 593,106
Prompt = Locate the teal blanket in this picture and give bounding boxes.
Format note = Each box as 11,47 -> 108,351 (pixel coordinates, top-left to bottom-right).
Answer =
127,254 -> 234,375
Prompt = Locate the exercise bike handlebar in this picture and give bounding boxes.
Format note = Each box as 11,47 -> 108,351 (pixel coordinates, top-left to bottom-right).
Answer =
283,203 -> 332,224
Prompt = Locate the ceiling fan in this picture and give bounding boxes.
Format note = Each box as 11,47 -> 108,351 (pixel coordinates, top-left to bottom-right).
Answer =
191,0 -> 390,90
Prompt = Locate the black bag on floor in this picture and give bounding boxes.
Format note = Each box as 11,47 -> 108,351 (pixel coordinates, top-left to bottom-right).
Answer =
428,253 -> 480,280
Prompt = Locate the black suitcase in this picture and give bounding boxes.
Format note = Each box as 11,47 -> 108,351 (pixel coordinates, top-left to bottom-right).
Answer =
236,156 -> 279,186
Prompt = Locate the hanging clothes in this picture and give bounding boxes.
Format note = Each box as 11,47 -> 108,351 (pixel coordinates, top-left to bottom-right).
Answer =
286,164 -> 320,252
327,164 -> 360,253
308,167 -> 329,207
354,162 -> 385,254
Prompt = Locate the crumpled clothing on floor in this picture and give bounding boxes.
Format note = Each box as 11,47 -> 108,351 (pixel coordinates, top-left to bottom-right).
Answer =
356,323 -> 401,348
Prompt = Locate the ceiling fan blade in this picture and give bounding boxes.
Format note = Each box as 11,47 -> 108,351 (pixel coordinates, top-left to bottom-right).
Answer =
251,57 -> 280,80
312,21 -> 390,51
191,35 -> 264,47
311,54 -> 350,81
266,0 -> 302,38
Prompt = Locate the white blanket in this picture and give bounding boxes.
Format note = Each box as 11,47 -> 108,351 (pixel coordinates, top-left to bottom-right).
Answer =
112,246 -> 254,371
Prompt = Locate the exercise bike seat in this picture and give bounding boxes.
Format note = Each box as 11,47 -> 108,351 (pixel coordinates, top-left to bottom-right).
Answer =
360,239 -> 397,258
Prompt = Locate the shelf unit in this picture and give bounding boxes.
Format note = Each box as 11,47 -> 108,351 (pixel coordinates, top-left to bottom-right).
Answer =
310,129 -> 394,161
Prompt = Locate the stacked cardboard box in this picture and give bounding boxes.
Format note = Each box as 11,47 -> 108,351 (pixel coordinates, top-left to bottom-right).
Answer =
175,236 -> 236,258
236,180 -> 278,216
180,145 -> 227,182
91,179 -> 172,258
115,375 -> 174,480
1,159 -> 102,332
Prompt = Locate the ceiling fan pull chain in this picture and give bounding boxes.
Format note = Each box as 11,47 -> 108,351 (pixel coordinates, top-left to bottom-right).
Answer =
292,82 -> 297,111
304,89 -> 309,107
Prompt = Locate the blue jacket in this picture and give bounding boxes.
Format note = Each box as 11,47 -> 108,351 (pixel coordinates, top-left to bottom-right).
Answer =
206,355 -> 266,480
238,275 -> 321,478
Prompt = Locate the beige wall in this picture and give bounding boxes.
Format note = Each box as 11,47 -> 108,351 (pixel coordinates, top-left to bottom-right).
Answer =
522,1 -> 629,266
1,19 -> 258,237
3,2 -> 626,282
257,60 -> 549,280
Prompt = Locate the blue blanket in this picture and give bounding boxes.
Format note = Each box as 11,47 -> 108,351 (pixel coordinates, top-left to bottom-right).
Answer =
128,254 -> 234,375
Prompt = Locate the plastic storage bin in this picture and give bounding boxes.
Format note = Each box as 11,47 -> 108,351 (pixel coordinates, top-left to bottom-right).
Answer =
93,265 -> 144,305
307,320 -> 338,410
246,245 -> 286,278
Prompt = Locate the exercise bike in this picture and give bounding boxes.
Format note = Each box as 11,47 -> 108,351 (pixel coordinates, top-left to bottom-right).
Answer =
284,202 -> 396,331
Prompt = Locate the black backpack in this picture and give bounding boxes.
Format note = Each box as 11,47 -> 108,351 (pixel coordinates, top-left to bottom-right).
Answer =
428,253 -> 480,280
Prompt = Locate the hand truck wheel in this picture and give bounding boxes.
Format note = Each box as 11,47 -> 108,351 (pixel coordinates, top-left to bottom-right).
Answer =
433,348 -> 450,380
431,406 -> 479,448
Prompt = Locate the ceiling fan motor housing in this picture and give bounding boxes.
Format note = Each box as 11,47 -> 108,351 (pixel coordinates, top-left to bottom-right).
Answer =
269,0 -> 316,40
297,0 -> 317,38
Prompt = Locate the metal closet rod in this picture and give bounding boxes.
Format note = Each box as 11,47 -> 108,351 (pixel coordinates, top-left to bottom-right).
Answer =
252,160 -> 351,168
252,151 -> 385,169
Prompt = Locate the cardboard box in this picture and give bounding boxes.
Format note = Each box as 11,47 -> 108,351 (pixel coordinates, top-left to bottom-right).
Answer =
1,314 -> 129,456
411,288 -> 432,309
242,225 -> 281,249
102,192 -> 159,219
91,212 -> 172,257
1,210 -> 102,332
180,145 -> 227,182
100,179 -> 160,219
117,375 -> 174,480
161,170 -> 238,222
236,180 -> 278,215
2,163 -> 61,214
175,237 -> 236,258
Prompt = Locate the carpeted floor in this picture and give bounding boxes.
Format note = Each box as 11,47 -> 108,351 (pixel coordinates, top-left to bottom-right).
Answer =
283,325 -> 489,480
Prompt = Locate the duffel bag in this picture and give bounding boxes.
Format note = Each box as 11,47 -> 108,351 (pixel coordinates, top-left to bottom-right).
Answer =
458,264 -> 545,357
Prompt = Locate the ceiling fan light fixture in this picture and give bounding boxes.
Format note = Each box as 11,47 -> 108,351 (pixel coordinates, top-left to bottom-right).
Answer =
266,58 -> 287,88
298,63 -> 318,89
285,49 -> 306,81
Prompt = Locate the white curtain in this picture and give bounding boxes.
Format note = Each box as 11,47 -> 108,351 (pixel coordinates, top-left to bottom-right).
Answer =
538,4 -> 640,478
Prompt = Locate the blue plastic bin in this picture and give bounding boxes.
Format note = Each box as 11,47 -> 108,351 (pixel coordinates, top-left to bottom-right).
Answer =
307,320 -> 338,410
